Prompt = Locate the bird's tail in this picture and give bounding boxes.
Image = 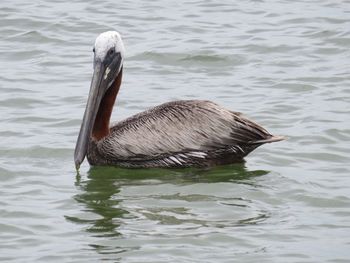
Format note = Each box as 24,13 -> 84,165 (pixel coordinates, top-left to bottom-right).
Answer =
249,135 -> 286,145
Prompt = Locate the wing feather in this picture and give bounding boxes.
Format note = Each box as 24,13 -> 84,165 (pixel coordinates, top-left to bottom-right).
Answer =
98,100 -> 272,160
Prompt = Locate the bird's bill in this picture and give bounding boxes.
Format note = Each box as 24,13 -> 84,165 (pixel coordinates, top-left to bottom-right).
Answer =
74,61 -> 107,170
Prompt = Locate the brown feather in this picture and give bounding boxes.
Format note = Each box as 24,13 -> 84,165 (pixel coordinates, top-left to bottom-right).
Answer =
87,100 -> 283,167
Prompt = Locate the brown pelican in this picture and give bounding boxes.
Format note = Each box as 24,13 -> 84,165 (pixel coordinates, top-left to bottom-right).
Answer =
74,31 -> 284,170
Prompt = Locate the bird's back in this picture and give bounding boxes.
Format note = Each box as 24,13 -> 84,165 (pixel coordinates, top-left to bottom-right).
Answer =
86,100 -> 280,167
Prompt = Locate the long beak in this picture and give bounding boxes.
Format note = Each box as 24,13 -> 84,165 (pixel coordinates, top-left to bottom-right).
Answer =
74,61 -> 108,171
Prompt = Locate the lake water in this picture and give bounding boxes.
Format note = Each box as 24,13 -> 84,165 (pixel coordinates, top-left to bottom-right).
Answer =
1,0 -> 350,262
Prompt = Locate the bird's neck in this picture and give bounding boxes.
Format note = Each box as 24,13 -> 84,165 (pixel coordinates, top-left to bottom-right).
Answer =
92,67 -> 123,141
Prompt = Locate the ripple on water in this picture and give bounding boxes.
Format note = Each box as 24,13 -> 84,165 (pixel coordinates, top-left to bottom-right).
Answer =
130,51 -> 244,68
1,0 -> 350,262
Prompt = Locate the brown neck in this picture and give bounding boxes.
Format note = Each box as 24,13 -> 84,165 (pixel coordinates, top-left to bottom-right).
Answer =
92,68 -> 123,141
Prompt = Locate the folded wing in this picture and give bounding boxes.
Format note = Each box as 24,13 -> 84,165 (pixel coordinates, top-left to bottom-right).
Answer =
99,100 -> 275,160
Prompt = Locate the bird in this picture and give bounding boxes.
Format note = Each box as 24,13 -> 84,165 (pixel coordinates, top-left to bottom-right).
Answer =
74,31 -> 284,170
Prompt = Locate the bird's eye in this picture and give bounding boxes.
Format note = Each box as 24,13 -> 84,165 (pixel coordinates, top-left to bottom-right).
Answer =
109,49 -> 114,55
92,47 -> 95,53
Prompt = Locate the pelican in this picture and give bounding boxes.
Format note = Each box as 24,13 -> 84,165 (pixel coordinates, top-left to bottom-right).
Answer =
74,31 -> 284,170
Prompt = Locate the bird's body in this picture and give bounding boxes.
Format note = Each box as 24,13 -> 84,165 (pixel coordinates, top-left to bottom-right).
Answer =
74,31 -> 284,170
87,99 -> 282,168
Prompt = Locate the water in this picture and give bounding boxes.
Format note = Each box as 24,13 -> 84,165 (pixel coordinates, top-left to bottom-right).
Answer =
1,0 -> 350,262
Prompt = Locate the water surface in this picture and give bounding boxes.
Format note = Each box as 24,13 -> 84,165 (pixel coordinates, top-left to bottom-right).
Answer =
1,0 -> 350,262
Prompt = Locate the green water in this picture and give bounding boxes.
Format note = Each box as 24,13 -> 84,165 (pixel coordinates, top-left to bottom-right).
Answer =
1,0 -> 350,262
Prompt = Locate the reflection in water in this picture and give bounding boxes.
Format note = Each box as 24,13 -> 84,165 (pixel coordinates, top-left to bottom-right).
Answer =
68,164 -> 268,236
66,170 -> 127,237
